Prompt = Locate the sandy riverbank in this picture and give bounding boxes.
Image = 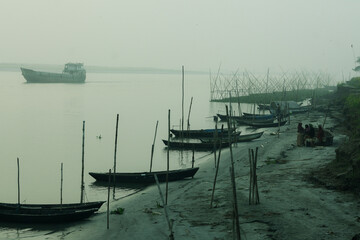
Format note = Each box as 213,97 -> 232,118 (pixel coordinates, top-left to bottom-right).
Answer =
6,108 -> 360,240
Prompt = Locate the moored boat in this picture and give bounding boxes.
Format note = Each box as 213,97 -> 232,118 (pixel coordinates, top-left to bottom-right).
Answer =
89,167 -> 199,184
170,128 -> 237,138
162,139 -> 231,150
0,201 -> 105,211
0,208 -> 99,223
20,63 -> 86,83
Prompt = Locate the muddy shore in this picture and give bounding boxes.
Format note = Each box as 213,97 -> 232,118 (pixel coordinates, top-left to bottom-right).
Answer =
5,106 -> 360,240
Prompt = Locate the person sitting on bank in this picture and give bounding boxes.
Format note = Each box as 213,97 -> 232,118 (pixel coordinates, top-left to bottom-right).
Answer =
297,122 -> 305,146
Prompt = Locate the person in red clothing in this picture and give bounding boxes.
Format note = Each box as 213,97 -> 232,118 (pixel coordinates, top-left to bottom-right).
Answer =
317,124 -> 325,145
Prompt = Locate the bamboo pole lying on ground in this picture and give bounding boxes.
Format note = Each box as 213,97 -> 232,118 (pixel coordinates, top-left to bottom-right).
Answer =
154,174 -> 174,240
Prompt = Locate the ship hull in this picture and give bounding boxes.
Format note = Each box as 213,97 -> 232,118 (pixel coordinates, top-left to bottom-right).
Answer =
21,67 -> 86,83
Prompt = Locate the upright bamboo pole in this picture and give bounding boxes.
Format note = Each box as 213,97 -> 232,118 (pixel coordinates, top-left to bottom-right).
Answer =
210,125 -> 224,208
80,121 -> 85,203
107,169 -> 111,229
150,120 -> 159,172
166,109 -> 170,204
154,174 -> 174,240
181,66 -> 185,139
113,114 -> 119,197
17,157 -> 20,206
226,106 -> 241,240
187,97 -> 193,131
60,163 -> 63,205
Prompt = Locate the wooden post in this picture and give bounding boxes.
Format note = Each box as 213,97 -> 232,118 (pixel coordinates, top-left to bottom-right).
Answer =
150,121 -> 159,172
107,169 -> 111,229
248,149 -> 252,205
192,147 -> 195,169
187,97 -> 193,131
113,114 -> 119,198
255,147 -> 260,204
213,122 -> 218,168
17,157 -> 20,206
181,66 -> 185,138
210,125 -> 224,208
226,106 -> 241,240
166,109 -> 170,204
154,174 -> 174,240
60,163 -> 63,205
80,121 -> 85,203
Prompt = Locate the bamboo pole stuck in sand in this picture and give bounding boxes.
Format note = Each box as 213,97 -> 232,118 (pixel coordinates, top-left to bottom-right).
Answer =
113,114 -> 119,198
166,109 -> 170,205
150,121 -> 159,173
107,169 -> 111,229
226,106 -> 241,240
60,163 -> 63,206
80,121 -> 85,203
187,96 -> 193,131
248,148 -> 260,205
210,125 -> 224,208
213,121 -> 218,168
17,157 -> 20,206
154,174 -> 174,240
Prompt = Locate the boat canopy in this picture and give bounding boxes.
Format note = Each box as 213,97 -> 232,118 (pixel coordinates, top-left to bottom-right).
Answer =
63,63 -> 84,72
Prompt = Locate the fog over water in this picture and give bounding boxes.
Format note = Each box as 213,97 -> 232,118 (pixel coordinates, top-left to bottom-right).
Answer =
1,1 -> 360,77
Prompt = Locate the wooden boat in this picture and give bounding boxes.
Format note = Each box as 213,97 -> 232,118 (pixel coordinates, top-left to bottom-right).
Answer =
162,139 -> 231,150
201,131 -> 264,143
0,208 -> 98,223
89,167 -> 199,184
236,117 -> 275,125
216,113 -> 274,122
20,63 -> 86,83
0,201 -> 105,211
245,120 -> 287,128
170,128 -> 236,138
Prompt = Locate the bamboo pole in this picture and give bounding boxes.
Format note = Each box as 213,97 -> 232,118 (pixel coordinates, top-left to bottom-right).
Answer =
60,163 -> 63,205
181,66 -> 185,139
226,106 -> 241,240
17,157 -> 20,206
254,147 -> 260,204
213,122 -> 218,168
107,169 -> 111,229
187,97 -> 193,131
166,109 -> 170,204
154,174 -> 174,240
248,149 -> 252,205
150,120 -> 159,172
210,125 -> 224,208
113,114 -> 119,197
80,121 -> 85,203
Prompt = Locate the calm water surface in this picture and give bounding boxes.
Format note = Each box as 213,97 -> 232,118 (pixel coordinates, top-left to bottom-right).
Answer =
0,71 -> 261,205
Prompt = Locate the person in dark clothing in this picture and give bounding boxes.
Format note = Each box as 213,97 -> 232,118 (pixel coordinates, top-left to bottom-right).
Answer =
309,124 -> 315,138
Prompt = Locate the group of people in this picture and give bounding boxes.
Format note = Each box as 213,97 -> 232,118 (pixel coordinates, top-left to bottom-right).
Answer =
297,122 -> 325,147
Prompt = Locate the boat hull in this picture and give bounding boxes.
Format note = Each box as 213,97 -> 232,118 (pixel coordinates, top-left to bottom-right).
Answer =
0,201 -> 105,211
89,167 -> 199,184
21,67 -> 86,83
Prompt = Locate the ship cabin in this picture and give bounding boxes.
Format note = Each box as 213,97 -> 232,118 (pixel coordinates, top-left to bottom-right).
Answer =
63,63 -> 85,73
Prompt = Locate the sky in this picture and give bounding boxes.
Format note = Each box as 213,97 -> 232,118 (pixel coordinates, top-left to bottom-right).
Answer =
1,0 -> 360,77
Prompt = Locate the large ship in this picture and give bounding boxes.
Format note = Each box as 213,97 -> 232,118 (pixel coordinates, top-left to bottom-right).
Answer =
20,63 -> 86,83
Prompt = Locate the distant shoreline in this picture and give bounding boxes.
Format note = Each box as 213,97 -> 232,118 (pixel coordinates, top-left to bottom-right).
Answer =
0,63 -> 208,75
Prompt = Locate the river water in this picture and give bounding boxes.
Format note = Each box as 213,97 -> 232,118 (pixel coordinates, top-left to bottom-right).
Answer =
0,70 -> 262,206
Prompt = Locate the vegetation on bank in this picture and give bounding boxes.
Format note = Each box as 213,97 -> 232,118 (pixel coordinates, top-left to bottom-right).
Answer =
212,87 -> 336,104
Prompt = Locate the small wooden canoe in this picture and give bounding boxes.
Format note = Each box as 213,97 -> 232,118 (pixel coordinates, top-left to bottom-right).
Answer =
89,167 -> 199,184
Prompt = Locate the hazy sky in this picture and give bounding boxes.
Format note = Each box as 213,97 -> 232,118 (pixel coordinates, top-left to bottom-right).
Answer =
1,0 -> 359,76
